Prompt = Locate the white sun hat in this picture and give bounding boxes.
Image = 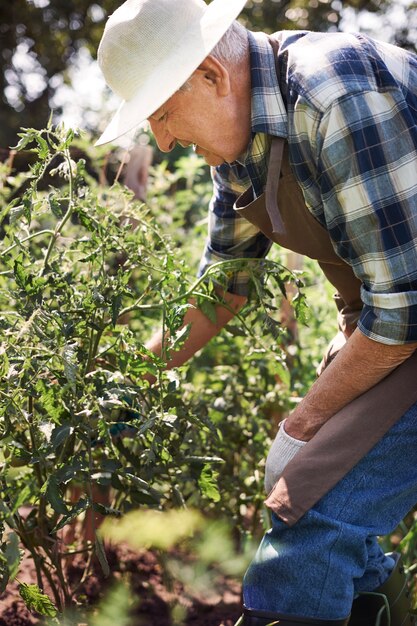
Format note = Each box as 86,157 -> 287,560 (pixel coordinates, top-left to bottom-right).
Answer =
95,0 -> 248,146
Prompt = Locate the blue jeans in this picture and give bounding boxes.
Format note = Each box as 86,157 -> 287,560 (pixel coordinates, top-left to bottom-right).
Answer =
243,399 -> 417,620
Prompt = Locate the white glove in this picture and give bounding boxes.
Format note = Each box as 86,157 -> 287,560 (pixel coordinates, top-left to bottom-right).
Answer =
264,420 -> 307,494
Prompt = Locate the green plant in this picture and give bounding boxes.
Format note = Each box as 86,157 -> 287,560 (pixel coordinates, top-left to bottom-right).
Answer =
0,124 -> 305,617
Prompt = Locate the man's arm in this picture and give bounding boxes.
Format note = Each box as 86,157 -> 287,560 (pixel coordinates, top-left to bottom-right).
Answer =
144,157 -> 270,377
285,329 -> 417,441
145,290 -> 247,379
286,84 -> 417,440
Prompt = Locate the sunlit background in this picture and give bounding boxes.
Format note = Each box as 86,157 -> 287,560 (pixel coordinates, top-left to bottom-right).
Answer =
1,0 -> 416,150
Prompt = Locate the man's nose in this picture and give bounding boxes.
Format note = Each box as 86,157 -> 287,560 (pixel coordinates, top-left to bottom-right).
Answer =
149,120 -> 176,152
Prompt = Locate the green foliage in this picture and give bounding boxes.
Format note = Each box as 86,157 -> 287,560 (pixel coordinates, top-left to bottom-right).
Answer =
44,581 -> 134,626
0,124 -> 305,615
1,121 -> 417,620
88,582 -> 134,626
100,508 -> 204,551
18,581 -> 58,617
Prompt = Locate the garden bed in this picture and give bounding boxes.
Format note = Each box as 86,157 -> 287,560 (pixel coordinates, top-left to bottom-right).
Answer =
0,543 -> 242,626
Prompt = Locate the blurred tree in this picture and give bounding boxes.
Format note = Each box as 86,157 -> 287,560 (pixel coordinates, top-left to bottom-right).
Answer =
0,0 -> 415,150
0,0 -> 120,148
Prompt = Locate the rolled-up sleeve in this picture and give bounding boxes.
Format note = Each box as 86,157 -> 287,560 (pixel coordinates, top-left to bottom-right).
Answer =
298,88 -> 417,344
198,163 -> 272,296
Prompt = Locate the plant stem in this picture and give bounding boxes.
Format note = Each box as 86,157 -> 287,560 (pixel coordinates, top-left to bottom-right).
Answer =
37,556 -> 64,611
60,546 -> 91,557
1,230 -> 55,257
27,397 -> 44,490
14,517 -> 45,591
48,542 -> 72,608
84,319 -> 104,376
24,399 -> 69,608
40,149 -> 75,275
69,548 -> 95,598
117,257 -> 295,318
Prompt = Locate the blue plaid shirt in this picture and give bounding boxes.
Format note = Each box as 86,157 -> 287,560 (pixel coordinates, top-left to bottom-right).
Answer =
198,29 -> 417,345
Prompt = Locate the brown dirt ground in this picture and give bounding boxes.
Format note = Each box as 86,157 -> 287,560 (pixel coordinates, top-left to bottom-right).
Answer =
0,543 -> 242,626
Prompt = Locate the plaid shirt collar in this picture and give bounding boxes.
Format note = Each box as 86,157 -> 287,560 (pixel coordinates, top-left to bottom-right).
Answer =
236,30 -> 288,165
247,30 -> 288,138
235,31 -> 288,196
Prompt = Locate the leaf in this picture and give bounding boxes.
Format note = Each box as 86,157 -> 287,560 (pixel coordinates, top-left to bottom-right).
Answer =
11,133 -> 35,151
54,459 -> 86,484
292,291 -> 309,324
77,208 -> 96,232
123,472 -> 151,491
116,472 -> 161,504
111,293 -> 122,327
47,193 -> 63,218
199,299 -> 218,325
198,464 -> 221,502
0,198 -> 17,225
18,582 -> 58,617
262,313 -> 282,340
271,273 -> 287,299
95,535 -> 110,577
185,455 -> 224,465
52,497 -> 90,532
13,257 -> 46,296
43,477 -> 68,515
137,416 -> 157,435
185,411 -> 219,437
8,206 -> 24,225
5,442 -> 32,468
50,424 -> 73,449
60,128 -> 75,150
170,323 -> 191,352
3,531 -> 23,581
35,135 -> 49,159
225,324 -> 247,338
35,382 -> 63,423
22,194 -> 32,225
11,484 -> 34,513
100,509 -> 203,551
272,357 -> 290,387
93,502 -> 122,518
13,256 -> 28,291
0,503 -> 14,529
62,342 -> 78,392
0,556 -> 9,594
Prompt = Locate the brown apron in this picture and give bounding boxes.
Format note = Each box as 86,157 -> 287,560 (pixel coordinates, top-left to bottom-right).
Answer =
233,38 -> 417,525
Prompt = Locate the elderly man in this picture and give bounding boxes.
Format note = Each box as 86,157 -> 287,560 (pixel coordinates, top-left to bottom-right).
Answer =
96,1 -> 417,624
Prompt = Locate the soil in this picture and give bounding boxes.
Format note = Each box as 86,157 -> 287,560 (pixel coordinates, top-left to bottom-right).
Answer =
0,544 -> 242,626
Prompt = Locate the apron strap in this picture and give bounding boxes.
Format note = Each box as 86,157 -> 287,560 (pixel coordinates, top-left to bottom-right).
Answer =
265,35 -> 287,237
266,137 -> 286,236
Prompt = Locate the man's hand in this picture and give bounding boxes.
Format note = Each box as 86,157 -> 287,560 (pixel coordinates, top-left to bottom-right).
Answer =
285,329 -> 417,441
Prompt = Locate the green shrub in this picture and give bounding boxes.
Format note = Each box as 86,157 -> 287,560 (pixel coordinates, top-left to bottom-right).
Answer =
0,124 -> 305,616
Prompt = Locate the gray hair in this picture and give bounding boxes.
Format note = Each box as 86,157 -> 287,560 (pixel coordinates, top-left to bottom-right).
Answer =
209,20 -> 248,65
179,20 -> 248,91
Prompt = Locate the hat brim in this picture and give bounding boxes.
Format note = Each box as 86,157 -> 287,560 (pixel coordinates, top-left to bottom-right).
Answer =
95,0 -> 248,146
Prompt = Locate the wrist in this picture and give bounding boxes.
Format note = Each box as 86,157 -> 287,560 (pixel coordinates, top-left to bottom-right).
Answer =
284,416 -> 317,441
279,419 -> 308,446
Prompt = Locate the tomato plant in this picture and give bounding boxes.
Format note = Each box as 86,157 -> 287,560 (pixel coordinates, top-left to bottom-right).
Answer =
0,124 -> 305,617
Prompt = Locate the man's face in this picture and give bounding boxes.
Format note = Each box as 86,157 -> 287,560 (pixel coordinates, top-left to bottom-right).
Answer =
148,57 -> 251,167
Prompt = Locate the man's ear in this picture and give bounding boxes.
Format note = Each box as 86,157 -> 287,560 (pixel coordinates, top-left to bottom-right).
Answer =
197,55 -> 231,96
